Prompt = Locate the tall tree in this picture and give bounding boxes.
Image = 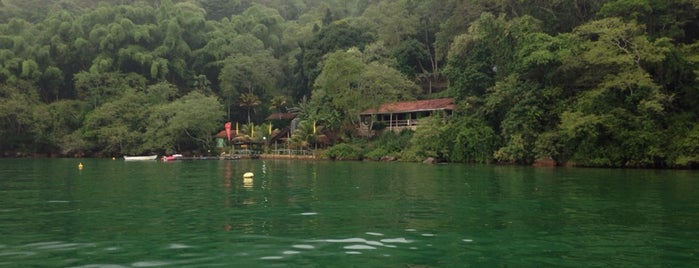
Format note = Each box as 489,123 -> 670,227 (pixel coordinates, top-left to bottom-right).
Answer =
361,0 -> 419,49
295,19 -> 375,99
312,48 -> 420,128
145,90 -> 224,154
557,18 -> 672,167
219,46 -> 281,121
0,81 -> 43,153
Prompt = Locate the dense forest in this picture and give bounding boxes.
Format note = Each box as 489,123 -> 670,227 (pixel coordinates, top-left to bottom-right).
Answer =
1,0 -> 698,168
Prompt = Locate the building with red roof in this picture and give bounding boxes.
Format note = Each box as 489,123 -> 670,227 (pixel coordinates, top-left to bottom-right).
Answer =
359,98 -> 455,135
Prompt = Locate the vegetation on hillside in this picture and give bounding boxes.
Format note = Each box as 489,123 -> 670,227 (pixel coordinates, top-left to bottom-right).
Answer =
0,0 -> 698,168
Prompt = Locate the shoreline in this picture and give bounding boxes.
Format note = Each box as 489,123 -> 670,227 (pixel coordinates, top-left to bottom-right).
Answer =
259,154 -> 316,160
1,154 -> 696,170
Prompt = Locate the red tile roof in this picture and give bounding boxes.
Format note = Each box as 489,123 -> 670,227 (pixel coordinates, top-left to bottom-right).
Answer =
360,98 -> 455,115
214,130 -> 229,138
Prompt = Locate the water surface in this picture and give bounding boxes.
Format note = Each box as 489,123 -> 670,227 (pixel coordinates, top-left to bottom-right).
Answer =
1,159 -> 698,267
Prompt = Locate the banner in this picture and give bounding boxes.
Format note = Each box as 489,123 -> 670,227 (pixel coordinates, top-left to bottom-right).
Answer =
224,122 -> 232,141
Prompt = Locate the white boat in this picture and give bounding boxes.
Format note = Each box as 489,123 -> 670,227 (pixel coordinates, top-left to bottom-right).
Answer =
123,155 -> 158,161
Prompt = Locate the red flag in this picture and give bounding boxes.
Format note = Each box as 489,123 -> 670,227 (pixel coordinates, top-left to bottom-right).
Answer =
224,122 -> 232,141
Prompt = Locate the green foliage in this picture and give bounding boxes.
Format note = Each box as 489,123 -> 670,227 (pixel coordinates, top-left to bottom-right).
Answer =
669,122 -> 699,167
393,39 -> 431,77
445,13 -> 545,100
289,119 -> 326,149
0,82 -> 43,153
598,0 -> 699,41
364,130 -> 413,160
446,115 -> 497,163
404,115 -> 450,161
81,87 -> 151,155
74,71 -> 143,108
484,76 -> 558,164
312,48 -> 419,129
364,148 -> 388,161
297,20 -> 375,97
230,4 -> 286,51
361,0 -> 419,49
323,143 -> 363,160
219,48 -> 281,120
145,90 -> 224,154
0,0 -> 698,168
239,93 -> 262,124
45,100 -> 89,155
548,17 -> 675,167
199,0 -> 247,21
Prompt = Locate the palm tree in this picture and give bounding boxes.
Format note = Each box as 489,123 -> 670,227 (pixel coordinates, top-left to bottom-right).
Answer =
288,96 -> 317,120
290,120 -> 326,150
239,93 -> 261,124
269,95 -> 288,113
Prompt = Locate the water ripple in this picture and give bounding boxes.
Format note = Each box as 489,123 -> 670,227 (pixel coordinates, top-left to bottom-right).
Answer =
291,244 -> 315,249
344,245 -> 377,250
0,251 -> 36,257
380,238 -> 412,244
167,243 -> 192,249
70,265 -> 128,268
300,212 -> 318,216
132,261 -> 171,267
260,256 -> 284,260
324,238 -> 368,243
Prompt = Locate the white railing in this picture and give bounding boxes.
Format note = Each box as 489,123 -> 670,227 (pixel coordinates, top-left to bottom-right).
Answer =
232,149 -> 260,156
377,119 -> 419,127
271,149 -> 313,156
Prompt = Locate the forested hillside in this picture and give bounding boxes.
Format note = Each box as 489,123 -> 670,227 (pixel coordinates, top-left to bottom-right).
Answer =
1,0 -> 698,167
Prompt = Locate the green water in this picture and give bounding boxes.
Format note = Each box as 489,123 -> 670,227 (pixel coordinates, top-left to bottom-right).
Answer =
1,159 -> 698,267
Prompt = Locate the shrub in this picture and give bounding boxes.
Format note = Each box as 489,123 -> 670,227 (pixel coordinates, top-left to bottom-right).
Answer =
447,116 -> 498,163
364,147 -> 389,160
323,143 -> 363,160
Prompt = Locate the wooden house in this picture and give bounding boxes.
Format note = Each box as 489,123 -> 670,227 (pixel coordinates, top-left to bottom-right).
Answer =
359,98 -> 455,135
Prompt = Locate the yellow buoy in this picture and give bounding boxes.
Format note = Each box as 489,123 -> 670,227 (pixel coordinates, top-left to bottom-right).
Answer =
78,163 -> 84,170
243,172 -> 254,178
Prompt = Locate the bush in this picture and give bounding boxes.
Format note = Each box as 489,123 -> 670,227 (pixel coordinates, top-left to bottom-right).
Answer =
447,116 -> 498,163
364,147 -> 389,160
407,116 -> 450,160
399,147 -> 422,162
323,143 -> 363,160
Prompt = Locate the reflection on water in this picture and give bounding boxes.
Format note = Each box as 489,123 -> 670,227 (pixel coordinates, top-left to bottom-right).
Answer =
0,159 -> 698,267
243,177 -> 253,189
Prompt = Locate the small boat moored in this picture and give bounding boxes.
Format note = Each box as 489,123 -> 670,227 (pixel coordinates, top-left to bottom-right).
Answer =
123,155 -> 158,161
162,154 -> 183,161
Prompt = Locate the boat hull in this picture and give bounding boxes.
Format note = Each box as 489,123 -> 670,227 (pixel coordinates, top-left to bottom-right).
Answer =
123,155 -> 158,161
